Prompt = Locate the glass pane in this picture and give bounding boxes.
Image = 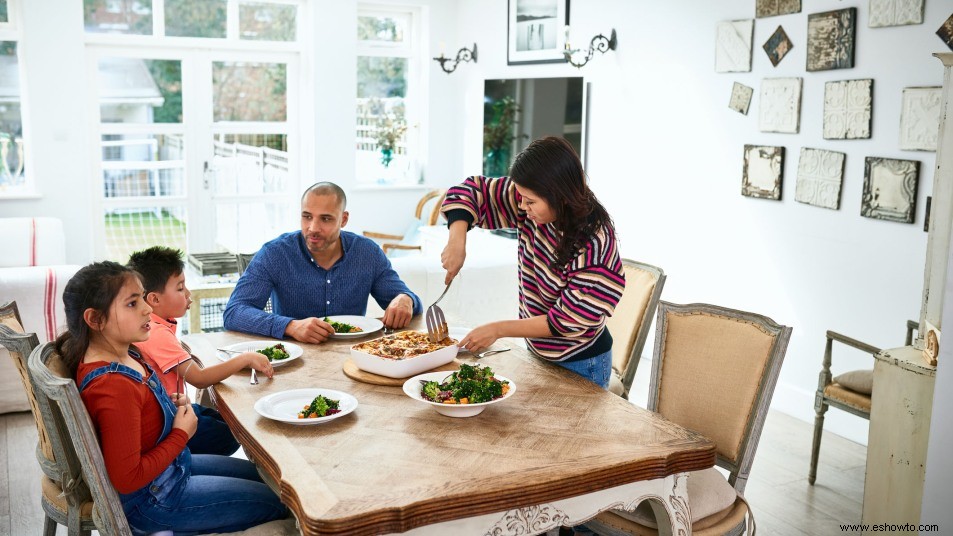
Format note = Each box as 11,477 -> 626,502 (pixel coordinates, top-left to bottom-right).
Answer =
98,58 -> 183,124
101,134 -> 186,198
210,134 -> 289,196
356,56 -> 407,98
0,42 -> 26,190
84,0 -> 153,35
356,98 -> 409,184
213,62 -> 287,121
104,206 -> 187,262
215,202 -> 289,255
357,15 -> 405,43
164,0 -> 226,38
240,2 -> 297,41
0,1 -> 8,24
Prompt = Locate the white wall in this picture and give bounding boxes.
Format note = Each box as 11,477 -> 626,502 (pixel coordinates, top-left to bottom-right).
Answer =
453,0 -> 947,445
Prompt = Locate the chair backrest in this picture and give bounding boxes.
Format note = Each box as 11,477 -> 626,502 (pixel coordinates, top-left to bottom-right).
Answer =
28,342 -> 133,536
0,300 -> 25,331
605,260 -> 666,396
415,189 -> 447,226
235,252 -> 256,276
648,301 -> 791,493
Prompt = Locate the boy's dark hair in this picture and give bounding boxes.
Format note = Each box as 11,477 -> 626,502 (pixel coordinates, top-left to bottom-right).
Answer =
127,246 -> 185,294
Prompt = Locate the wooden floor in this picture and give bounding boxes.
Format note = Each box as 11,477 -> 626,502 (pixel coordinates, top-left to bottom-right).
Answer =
0,407 -> 865,535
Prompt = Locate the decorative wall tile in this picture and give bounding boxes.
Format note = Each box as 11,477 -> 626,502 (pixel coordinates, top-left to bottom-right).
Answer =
716,20 -> 754,73
807,8 -> 856,71
795,148 -> 846,210
900,87 -> 942,151
743,145 -> 784,200
823,79 -> 873,140
756,0 -> 801,18
729,82 -> 754,114
869,0 -> 924,28
759,78 -> 802,133
862,157 -> 920,223
763,26 -> 793,67
937,14 -> 953,52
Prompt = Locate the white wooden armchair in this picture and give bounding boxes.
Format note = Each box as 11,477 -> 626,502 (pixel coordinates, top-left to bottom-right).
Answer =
587,302 -> 791,536
604,260 -> 666,399
362,189 -> 446,255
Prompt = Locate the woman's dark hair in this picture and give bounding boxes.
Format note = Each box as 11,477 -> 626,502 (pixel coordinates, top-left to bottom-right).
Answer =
508,136 -> 613,269
54,261 -> 139,376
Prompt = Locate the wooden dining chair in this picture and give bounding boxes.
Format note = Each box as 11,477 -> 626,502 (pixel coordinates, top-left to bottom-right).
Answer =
587,302 -> 791,536
363,189 -> 446,255
604,260 -> 666,399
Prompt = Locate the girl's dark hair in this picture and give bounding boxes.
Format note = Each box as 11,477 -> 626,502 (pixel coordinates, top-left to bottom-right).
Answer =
54,261 -> 139,376
508,136 -> 613,269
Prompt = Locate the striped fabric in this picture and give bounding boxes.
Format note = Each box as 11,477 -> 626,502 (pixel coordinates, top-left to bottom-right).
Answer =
44,267 -> 57,342
442,176 -> 625,361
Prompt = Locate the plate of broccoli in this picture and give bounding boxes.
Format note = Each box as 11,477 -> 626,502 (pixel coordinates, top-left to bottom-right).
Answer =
402,364 -> 515,418
216,340 -> 303,367
254,388 -> 358,425
323,316 -> 383,339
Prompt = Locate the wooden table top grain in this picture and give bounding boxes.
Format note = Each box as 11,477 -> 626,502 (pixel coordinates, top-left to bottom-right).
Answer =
185,328 -> 715,536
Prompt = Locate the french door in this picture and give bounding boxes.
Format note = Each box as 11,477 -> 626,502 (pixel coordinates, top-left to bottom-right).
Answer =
88,45 -> 300,261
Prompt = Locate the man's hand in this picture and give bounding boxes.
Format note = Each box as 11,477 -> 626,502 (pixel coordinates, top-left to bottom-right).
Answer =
284,317 -> 334,344
383,294 -> 414,328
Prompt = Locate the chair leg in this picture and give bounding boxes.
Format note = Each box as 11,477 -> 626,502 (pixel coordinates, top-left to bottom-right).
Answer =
809,402 -> 828,485
42,515 -> 57,536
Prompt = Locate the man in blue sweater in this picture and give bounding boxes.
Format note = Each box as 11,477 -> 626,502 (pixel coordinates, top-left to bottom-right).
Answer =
223,182 -> 422,343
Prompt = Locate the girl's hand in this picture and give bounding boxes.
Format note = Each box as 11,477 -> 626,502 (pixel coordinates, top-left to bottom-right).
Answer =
173,404 -> 198,438
243,352 -> 275,379
441,241 -> 466,285
457,323 -> 501,354
171,392 -> 190,407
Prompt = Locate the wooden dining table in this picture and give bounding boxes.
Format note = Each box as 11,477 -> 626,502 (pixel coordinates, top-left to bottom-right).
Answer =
183,323 -> 715,536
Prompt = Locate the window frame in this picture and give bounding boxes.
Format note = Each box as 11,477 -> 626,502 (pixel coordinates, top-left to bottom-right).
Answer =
0,0 -> 37,198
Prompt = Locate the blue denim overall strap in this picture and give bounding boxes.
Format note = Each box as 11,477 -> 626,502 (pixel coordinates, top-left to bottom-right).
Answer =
79,350 -> 191,507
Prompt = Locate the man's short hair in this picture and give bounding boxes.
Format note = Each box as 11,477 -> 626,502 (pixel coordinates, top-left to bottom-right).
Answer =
302,182 -> 347,209
127,246 -> 185,294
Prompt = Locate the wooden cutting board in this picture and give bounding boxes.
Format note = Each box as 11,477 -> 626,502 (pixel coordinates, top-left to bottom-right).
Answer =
342,358 -> 463,386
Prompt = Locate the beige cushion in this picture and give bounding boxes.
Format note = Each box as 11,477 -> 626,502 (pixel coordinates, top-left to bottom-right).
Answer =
833,369 -> 872,395
825,383 -> 872,412
608,372 -> 625,396
41,475 -> 95,518
614,468 -> 737,528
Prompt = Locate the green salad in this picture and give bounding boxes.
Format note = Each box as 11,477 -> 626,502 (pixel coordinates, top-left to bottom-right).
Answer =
298,394 -> 341,419
420,364 -> 510,405
257,343 -> 290,362
324,317 -> 363,333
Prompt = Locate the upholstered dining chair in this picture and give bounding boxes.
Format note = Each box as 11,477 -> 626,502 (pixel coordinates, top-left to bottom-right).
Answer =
363,189 -> 446,256
234,252 -> 274,314
808,320 -> 918,485
1,321 -> 98,536
604,260 -> 666,399
587,302 -> 791,536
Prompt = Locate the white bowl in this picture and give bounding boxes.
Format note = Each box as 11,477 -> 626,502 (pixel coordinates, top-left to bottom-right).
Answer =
402,371 -> 516,418
350,331 -> 458,378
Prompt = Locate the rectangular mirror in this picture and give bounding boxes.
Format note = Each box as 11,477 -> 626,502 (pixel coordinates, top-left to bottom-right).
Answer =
483,77 -> 587,177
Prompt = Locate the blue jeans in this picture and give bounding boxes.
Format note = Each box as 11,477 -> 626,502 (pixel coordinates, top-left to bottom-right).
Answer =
125,454 -> 289,535
187,405 -> 241,456
555,350 -> 612,389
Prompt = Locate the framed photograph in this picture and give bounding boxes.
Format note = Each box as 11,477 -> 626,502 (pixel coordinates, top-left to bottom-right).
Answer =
763,26 -> 793,67
861,157 -> 920,223
742,145 -> 785,200
507,0 -> 569,65
937,13 -> 953,52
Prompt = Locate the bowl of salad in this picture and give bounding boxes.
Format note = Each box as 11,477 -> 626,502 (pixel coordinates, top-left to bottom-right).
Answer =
402,364 -> 515,418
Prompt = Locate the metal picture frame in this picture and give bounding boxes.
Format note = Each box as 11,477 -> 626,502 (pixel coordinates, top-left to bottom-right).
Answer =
507,0 -> 570,65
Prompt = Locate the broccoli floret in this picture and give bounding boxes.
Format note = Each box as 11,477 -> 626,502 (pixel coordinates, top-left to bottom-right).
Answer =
421,380 -> 442,401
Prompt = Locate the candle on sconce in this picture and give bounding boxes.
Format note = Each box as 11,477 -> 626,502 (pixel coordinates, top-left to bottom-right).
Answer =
439,41 -> 446,58
564,25 -> 571,50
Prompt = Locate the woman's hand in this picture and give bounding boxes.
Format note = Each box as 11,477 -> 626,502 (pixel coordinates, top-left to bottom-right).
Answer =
242,352 -> 275,379
173,404 -> 198,438
457,323 -> 502,354
441,240 -> 466,285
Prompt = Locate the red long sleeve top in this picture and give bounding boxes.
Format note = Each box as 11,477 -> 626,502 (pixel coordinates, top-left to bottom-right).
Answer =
77,361 -> 189,494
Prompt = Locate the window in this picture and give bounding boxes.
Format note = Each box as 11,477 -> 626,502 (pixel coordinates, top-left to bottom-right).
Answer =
0,1 -> 31,196
356,5 -> 422,185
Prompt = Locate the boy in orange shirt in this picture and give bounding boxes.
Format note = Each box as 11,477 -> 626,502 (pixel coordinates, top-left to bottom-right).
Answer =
128,246 -> 275,456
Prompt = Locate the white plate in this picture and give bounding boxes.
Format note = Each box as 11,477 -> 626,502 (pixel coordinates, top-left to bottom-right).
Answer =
253,388 -> 358,425
402,370 -> 516,418
217,340 -> 303,367
325,315 -> 384,339
448,326 -> 472,340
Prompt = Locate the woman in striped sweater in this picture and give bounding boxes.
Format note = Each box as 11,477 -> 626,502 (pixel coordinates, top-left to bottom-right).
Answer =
440,136 -> 626,388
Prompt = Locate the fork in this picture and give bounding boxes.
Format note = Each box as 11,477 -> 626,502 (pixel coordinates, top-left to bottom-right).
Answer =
462,348 -> 511,359
250,368 -> 259,385
425,280 -> 452,343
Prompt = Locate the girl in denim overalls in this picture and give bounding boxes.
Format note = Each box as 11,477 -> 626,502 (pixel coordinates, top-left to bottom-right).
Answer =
55,262 -> 288,535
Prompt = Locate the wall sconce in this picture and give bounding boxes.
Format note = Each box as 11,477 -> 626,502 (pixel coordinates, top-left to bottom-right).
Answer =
563,28 -> 617,68
433,43 -> 478,74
